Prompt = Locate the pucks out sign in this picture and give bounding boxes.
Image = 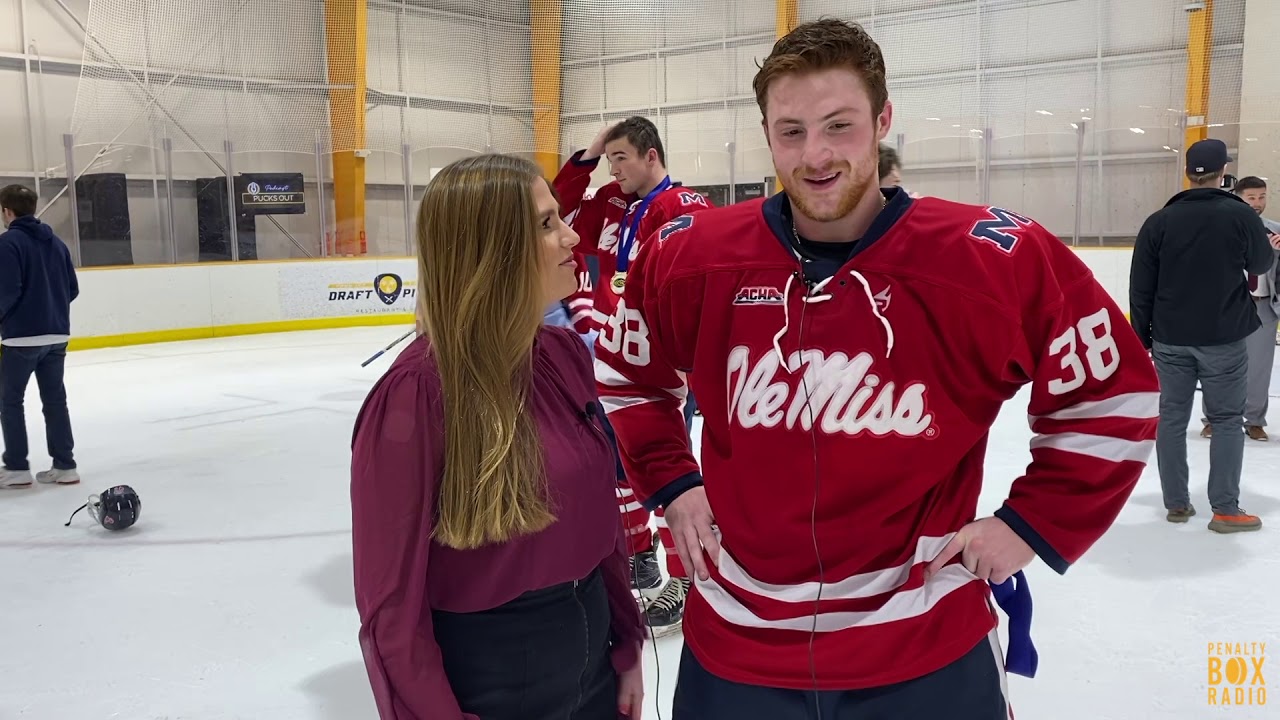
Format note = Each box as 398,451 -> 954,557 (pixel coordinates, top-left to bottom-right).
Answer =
374,273 -> 404,305
237,173 -> 305,215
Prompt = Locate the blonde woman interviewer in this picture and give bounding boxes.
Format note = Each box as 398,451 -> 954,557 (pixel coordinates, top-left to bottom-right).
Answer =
351,154 -> 645,720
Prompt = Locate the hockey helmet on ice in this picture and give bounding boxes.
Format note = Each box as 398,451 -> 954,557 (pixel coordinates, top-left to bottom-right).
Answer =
65,485 -> 142,531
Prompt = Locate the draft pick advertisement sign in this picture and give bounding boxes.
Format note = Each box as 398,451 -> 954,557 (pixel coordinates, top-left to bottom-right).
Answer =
277,260 -> 419,319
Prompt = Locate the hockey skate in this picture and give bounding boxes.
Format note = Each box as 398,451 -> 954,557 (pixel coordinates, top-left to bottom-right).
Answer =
629,545 -> 662,605
644,577 -> 690,638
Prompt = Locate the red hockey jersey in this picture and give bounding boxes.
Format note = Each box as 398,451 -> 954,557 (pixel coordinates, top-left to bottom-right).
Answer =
566,252 -> 595,335
553,150 -> 714,332
594,191 -> 1159,690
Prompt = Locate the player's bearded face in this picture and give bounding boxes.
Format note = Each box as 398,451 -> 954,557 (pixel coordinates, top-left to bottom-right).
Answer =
785,141 -> 877,224
764,68 -> 886,224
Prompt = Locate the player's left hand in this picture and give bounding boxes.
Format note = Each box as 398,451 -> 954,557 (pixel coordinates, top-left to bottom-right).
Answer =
924,517 -> 1035,585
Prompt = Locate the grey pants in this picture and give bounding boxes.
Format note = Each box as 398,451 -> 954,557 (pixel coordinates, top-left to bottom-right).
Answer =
1244,298 -> 1278,427
1153,340 -> 1247,515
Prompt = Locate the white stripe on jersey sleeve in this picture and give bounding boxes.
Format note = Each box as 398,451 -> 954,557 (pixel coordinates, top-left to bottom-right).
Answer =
1027,391 -> 1159,425
1029,432 -> 1155,464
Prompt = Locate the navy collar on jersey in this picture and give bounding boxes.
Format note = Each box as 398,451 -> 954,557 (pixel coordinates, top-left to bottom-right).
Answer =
762,185 -> 912,284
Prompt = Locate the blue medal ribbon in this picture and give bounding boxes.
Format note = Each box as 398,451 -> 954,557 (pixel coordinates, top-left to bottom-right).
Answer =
615,176 -> 672,274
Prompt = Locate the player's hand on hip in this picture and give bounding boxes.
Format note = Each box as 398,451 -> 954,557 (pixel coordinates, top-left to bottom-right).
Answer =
664,486 -> 720,581
1268,232 -> 1280,250
924,517 -> 1035,586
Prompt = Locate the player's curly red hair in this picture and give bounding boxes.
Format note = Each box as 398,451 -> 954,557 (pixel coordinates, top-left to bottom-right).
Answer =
753,18 -> 888,122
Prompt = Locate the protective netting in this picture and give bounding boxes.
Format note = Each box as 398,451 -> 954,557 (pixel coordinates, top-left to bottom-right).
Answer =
559,0 -> 776,196
70,0 -> 335,156
63,0 -> 1268,255
799,0 -> 1248,241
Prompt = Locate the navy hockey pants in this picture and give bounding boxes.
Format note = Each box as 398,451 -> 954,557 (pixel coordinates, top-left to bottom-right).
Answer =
672,632 -> 1010,720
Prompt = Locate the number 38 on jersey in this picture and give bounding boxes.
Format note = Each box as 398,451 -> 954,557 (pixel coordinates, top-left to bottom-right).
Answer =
1047,307 -> 1120,395
599,299 -> 651,365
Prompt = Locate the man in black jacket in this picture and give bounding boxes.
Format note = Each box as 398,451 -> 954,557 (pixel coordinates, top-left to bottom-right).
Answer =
0,185 -> 81,489
1130,139 -> 1273,533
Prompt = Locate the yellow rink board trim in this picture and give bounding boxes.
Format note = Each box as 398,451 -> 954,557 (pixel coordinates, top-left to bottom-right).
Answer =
67,314 -> 413,351
66,311 -> 1133,352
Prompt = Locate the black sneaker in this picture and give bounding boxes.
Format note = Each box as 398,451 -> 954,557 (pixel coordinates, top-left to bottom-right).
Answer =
645,577 -> 690,638
629,547 -> 662,602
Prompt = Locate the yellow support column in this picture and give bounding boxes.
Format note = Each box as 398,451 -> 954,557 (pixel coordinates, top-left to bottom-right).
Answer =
325,0 -> 368,255
531,0 -> 562,179
1183,0 -> 1213,189
773,0 -> 797,194
776,0 -> 797,40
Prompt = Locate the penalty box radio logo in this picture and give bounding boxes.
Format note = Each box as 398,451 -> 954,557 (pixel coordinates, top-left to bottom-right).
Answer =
1207,642 -> 1267,707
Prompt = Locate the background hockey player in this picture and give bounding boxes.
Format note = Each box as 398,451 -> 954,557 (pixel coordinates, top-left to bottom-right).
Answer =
594,18 -> 1160,719
554,116 -> 714,635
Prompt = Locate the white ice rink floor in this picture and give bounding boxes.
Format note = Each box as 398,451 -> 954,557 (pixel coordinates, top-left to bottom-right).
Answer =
1,326 -> 1277,720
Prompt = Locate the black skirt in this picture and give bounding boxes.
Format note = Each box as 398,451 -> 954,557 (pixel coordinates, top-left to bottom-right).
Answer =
433,567 -> 619,720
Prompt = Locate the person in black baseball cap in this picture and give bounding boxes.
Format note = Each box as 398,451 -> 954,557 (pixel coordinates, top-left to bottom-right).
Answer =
1185,138 -> 1233,175
1129,136 -> 1273,533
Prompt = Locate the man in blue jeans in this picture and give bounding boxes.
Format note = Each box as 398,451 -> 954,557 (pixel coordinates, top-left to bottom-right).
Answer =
0,184 -> 81,488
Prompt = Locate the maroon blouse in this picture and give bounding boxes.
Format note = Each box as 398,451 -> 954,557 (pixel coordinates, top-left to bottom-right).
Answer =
350,326 -> 644,720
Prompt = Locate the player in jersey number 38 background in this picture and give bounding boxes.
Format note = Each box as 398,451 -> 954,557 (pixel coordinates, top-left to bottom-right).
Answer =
595,18 -> 1160,720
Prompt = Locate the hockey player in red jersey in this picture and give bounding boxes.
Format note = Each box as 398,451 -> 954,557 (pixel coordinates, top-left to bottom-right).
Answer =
554,116 -> 715,636
594,19 -> 1160,719
565,252 -> 596,336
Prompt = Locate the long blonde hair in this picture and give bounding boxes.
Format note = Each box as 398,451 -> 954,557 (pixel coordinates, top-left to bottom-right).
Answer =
416,154 -> 554,549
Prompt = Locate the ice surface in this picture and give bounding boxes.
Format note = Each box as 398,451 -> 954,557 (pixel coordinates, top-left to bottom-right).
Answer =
0,326 -> 1275,719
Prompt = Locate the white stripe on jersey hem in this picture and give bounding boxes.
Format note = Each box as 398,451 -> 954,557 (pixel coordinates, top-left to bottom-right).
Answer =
601,396 -> 661,414
696,563 -> 979,633
593,357 -> 687,399
615,487 -> 635,499
986,626 -> 1013,718
714,534 -> 957,604
1028,391 -> 1159,425
1029,432 -> 1154,463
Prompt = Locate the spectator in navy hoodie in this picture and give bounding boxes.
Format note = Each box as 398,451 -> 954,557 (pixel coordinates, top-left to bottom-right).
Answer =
0,185 -> 80,489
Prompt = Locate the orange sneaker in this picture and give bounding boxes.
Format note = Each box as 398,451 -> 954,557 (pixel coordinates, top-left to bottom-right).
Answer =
1208,511 -> 1262,533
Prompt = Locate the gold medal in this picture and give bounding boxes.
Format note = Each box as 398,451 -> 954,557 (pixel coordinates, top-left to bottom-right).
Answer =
610,272 -> 627,295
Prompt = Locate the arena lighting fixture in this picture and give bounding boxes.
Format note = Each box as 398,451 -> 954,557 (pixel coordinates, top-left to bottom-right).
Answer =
1070,123 -> 1079,129
1082,116 -> 1092,121
1036,110 -> 1053,115
1209,123 -> 1225,127
1245,138 -> 1258,142
926,117 -> 941,121
1130,127 -> 1146,134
